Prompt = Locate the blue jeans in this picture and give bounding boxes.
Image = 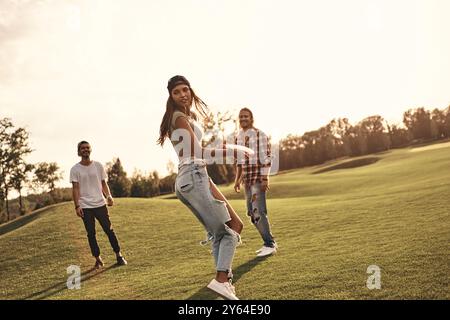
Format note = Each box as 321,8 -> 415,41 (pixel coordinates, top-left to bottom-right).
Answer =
244,183 -> 276,248
175,160 -> 240,275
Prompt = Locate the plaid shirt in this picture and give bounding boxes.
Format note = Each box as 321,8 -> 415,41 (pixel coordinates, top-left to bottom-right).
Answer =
234,127 -> 272,186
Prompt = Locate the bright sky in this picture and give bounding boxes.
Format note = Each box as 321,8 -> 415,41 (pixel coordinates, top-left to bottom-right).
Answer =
1,0 -> 449,190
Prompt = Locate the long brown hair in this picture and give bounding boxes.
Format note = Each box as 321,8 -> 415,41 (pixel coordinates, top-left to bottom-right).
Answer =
157,86 -> 209,146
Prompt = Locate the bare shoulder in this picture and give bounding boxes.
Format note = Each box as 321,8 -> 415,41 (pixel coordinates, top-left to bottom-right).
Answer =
172,111 -> 189,128
174,114 -> 192,130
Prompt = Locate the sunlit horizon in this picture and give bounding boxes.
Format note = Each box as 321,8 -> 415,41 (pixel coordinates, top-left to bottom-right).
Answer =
1,0 -> 449,191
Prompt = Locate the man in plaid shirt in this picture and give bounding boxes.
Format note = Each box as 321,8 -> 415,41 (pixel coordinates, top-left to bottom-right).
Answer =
234,108 -> 277,257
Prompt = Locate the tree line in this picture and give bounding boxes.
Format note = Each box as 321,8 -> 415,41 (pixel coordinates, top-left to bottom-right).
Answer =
61,105 -> 450,198
2,105 -> 449,222
104,157 -> 177,198
279,106 -> 450,170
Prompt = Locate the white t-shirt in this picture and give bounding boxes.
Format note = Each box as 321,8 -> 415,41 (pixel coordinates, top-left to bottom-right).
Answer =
70,161 -> 107,209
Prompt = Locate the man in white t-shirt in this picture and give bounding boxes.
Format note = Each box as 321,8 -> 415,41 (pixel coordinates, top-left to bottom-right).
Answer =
70,141 -> 127,269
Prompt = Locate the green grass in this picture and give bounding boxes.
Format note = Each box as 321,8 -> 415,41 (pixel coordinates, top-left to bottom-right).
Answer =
0,142 -> 449,300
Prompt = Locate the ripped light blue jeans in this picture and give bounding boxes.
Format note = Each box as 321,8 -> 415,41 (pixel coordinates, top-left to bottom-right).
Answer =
245,182 -> 276,248
175,160 -> 240,275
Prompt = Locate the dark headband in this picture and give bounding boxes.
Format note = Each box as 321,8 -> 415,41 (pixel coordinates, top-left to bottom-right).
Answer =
167,75 -> 190,93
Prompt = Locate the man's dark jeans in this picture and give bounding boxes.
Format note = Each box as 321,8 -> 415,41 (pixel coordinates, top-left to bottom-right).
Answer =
81,205 -> 121,257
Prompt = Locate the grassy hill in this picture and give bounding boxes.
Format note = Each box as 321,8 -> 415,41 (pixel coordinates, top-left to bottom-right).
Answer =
0,142 -> 449,300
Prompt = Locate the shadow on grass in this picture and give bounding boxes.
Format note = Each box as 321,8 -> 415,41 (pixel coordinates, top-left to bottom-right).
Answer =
0,203 -> 66,237
23,264 -> 117,300
312,157 -> 380,174
187,256 -> 270,300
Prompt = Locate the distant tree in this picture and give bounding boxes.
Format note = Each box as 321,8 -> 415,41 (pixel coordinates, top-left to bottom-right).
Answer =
279,134 -> 304,170
0,118 -> 32,221
202,110 -> 237,184
106,158 -> 130,197
320,122 -> 343,160
159,173 -> 176,195
0,118 -> 15,220
403,108 -> 432,140
444,106 -> 450,137
224,164 -> 236,183
347,124 -> 369,156
202,110 -> 236,147
388,124 -> 412,148
130,170 -> 160,198
0,178 -> 4,215
431,108 -> 447,139
130,170 -> 151,197
32,162 -> 63,193
328,118 -> 352,158
151,171 -> 160,196
11,163 -> 34,214
207,163 -> 229,185
301,129 -> 334,165
430,117 -> 439,139
358,115 -> 391,153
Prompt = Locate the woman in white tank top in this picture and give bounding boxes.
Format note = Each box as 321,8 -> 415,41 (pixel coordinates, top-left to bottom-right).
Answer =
157,75 -> 245,300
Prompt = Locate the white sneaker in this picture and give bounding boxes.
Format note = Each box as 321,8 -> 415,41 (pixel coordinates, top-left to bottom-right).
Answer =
256,245 -> 277,257
207,279 -> 239,300
255,246 -> 265,254
256,243 -> 278,254
228,281 -> 236,295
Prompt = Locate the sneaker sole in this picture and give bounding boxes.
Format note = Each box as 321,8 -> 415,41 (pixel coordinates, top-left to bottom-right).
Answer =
257,250 -> 277,258
256,244 -> 278,254
207,284 -> 239,300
